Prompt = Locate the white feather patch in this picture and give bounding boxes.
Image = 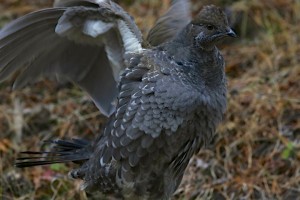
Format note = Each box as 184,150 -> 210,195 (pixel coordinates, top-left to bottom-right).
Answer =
104,44 -> 123,81
83,20 -> 114,38
55,17 -> 73,36
100,157 -> 105,166
117,20 -> 142,53
95,0 -> 109,3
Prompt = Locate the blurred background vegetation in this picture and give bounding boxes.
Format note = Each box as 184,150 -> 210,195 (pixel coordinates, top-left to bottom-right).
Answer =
0,0 -> 299,199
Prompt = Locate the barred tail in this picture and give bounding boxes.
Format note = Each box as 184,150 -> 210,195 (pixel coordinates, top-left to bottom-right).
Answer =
15,138 -> 91,168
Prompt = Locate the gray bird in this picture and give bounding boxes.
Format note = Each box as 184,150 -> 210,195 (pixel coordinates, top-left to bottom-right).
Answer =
0,0 -> 236,199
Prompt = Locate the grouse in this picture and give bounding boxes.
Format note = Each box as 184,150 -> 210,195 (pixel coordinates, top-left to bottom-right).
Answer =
0,0 -> 236,199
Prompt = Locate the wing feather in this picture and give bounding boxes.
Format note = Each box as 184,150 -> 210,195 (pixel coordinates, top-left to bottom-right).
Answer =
0,0 -> 192,117
0,1 -> 142,117
147,0 -> 191,46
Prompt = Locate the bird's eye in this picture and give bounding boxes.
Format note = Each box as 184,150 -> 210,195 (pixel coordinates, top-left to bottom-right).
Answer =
206,25 -> 215,30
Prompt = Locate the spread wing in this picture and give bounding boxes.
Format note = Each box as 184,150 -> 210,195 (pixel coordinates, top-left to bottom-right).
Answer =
0,0 -> 142,117
0,0 -> 191,117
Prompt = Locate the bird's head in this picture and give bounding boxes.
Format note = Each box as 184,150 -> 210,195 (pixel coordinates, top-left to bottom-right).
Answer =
189,5 -> 236,50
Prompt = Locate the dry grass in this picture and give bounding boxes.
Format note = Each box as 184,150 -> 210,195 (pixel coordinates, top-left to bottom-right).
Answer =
0,0 -> 299,199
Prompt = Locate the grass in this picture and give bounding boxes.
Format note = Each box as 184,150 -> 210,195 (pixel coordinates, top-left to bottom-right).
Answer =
0,0 -> 299,199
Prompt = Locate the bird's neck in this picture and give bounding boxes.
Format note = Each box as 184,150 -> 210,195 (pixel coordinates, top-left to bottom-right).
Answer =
170,23 -> 216,50
171,24 -> 195,47
162,39 -> 218,67
163,24 -> 217,60
161,33 -> 224,90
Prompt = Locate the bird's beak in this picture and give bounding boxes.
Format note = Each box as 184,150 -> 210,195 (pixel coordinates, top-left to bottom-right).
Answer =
226,28 -> 237,38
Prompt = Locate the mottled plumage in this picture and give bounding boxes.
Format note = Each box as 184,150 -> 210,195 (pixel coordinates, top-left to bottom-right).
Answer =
0,1 -> 236,199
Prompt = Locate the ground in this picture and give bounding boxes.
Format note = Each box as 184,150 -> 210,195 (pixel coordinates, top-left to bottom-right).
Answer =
0,0 -> 299,199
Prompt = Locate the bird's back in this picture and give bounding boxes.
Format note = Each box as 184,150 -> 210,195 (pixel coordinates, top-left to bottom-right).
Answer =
72,45 -> 227,199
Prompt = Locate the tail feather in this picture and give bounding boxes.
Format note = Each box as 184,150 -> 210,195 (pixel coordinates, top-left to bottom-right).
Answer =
44,138 -> 89,150
15,138 -> 91,168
